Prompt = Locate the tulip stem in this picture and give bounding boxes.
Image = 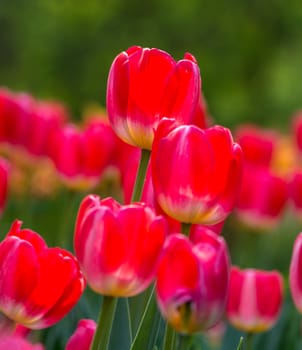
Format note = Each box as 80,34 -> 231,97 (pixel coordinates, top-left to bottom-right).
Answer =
245,332 -> 254,350
177,334 -> 192,350
131,149 -> 150,202
181,222 -> 191,236
163,323 -> 176,350
90,296 -> 117,350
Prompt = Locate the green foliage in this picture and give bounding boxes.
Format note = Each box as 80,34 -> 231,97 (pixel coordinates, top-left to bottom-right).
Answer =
1,0 -> 302,128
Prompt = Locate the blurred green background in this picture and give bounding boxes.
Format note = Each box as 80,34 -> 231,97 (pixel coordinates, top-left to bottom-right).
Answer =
1,0 -> 302,129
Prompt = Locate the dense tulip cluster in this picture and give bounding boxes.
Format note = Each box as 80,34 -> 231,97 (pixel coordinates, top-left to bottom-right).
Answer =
1,44 -> 302,350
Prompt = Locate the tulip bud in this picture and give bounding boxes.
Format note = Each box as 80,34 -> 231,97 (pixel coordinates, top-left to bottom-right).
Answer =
66,319 -> 96,350
227,267 -> 283,332
151,118 -> 243,225
107,46 -> 201,149
156,230 -> 230,333
74,195 -> 167,297
289,233 -> 302,313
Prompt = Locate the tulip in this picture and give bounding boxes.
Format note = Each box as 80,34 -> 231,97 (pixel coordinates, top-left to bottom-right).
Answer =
0,89 -> 32,147
289,232 -> 302,313
235,124 -> 277,168
66,319 -> 96,350
107,46 -> 201,149
25,100 -> 68,158
74,195 -> 167,296
0,220 -> 85,329
236,165 -> 288,229
151,118 -> 243,225
0,334 -> 44,350
49,121 -> 114,190
288,171 -> 302,218
226,266 -> 283,332
0,157 -> 9,216
156,230 -> 230,333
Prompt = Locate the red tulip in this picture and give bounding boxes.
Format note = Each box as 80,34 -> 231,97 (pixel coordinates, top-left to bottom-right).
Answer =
74,195 -> 167,296
66,319 -> 96,350
288,170 -> 302,218
236,166 -> 288,229
289,232 -> 302,313
0,157 -> 9,216
25,101 -> 68,158
0,89 -> 32,147
235,124 -> 277,168
156,230 -> 230,333
151,118 -> 243,225
0,220 -> 85,329
227,267 -> 283,332
49,120 -> 114,189
107,46 -> 201,149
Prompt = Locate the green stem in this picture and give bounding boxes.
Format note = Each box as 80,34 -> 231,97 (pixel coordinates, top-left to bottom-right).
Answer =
177,334 -> 192,350
181,222 -> 191,236
236,336 -> 244,350
126,298 -> 133,342
90,296 -> 118,350
131,149 -> 150,202
129,286 -> 157,350
245,332 -> 253,350
163,323 -> 176,350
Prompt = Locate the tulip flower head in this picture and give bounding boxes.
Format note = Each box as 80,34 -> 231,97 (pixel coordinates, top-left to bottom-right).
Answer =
74,195 -> 167,297
0,334 -> 44,350
107,46 -> 201,149
151,118 -> 243,225
0,220 -> 85,329
156,229 -> 230,334
66,319 -> 96,350
236,166 -> 288,230
235,124 -> 277,168
227,267 -> 284,332
289,232 -> 302,313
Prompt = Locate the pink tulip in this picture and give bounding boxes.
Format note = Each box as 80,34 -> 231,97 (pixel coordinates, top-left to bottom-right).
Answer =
289,233 -> 302,313
288,170 -> 302,218
66,319 -> 96,350
74,195 -> 167,297
107,46 -> 201,149
0,220 -> 85,329
151,118 -> 243,225
156,230 -> 230,333
0,334 -> 44,350
236,165 -> 288,229
227,267 -> 283,332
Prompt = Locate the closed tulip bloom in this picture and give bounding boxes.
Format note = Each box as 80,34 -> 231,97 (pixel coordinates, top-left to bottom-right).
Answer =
289,232 -> 302,313
156,230 -> 230,333
236,166 -> 288,229
74,195 -> 167,296
235,124 -> 277,168
227,267 -> 283,332
0,220 -> 85,330
0,334 -> 44,350
66,319 -> 96,350
151,118 -> 243,225
288,171 -> 302,218
107,46 -> 201,149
